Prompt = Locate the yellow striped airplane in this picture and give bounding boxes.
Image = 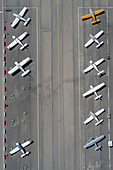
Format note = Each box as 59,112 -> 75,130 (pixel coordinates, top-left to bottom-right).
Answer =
81,8 -> 104,24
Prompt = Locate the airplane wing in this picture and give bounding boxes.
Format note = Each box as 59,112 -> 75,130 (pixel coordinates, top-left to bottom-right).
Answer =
19,7 -> 28,17
92,82 -> 105,92
94,30 -> 104,39
95,58 -> 105,66
84,135 -> 105,149
95,108 -> 105,116
84,38 -> 94,48
94,9 -> 104,16
83,65 -> 93,73
18,32 -> 28,41
81,13 -> 91,20
84,115 -> 94,124
21,140 -> 32,148
11,18 -> 20,28
9,147 -> 20,155
20,57 -> 31,67
7,40 -> 18,49
8,66 -> 19,75
83,88 -> 94,97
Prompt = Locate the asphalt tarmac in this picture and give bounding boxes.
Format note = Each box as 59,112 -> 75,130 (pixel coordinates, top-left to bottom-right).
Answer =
1,0 -> 113,170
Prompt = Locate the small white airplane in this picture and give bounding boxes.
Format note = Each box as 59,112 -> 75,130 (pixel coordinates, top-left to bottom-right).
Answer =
84,108 -> 105,126
9,140 -> 32,158
7,32 -> 28,50
84,135 -> 105,151
8,57 -> 31,77
11,7 -> 31,28
83,58 -> 105,76
84,30 -> 104,48
83,82 -> 105,100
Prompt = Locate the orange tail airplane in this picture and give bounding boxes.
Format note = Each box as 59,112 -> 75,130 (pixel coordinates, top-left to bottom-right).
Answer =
81,8 -> 104,24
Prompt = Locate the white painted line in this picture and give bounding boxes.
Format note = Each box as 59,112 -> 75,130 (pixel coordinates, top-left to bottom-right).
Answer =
3,129 -> 6,134
3,49 -> 6,54
4,163 -> 6,169
36,7 -> 39,170
4,112 -> 6,117
3,78 -> 6,83
3,146 -> 6,152
3,61 -> 6,67
78,7 -> 82,170
4,95 -> 6,100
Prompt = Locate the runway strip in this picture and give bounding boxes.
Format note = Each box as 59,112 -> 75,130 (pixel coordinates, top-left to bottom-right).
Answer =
56,0 -> 61,170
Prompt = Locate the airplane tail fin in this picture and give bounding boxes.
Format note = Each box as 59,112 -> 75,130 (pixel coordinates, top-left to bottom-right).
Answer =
21,151 -> 30,158
96,41 -> 104,48
24,18 -> 31,26
95,119 -> 104,126
95,95 -> 102,100
95,145 -> 102,151
20,43 -> 28,50
21,70 -> 31,77
97,70 -> 104,76
92,19 -> 100,24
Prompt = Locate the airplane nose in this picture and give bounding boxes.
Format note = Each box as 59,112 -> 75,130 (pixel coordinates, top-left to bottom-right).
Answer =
12,36 -> 15,39
90,60 -> 93,64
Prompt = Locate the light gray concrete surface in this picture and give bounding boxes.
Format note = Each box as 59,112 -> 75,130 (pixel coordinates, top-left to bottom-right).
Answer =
1,0 -> 113,170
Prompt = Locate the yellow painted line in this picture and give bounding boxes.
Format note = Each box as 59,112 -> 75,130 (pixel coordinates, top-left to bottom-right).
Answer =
56,0 -> 61,170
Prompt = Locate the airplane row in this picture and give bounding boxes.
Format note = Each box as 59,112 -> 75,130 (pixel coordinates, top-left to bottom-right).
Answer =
81,8 -> 106,151
7,7 -> 31,77
5,7 -> 33,158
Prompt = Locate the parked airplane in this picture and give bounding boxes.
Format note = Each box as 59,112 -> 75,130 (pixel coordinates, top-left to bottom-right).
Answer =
8,57 -> 31,77
84,135 -> 105,151
83,82 -> 105,100
11,7 -> 31,28
9,140 -> 32,158
81,8 -> 104,24
83,58 -> 105,76
7,32 -> 28,50
84,108 -> 105,126
84,30 -> 104,48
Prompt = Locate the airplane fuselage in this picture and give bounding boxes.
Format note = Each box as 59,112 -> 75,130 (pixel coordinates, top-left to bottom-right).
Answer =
89,34 -> 99,44
90,111 -> 99,121
16,143 -> 24,154
13,13 -> 26,22
90,85 -> 98,97
89,9 -> 96,21
15,62 -> 25,73
12,36 -> 23,46
90,61 -> 100,72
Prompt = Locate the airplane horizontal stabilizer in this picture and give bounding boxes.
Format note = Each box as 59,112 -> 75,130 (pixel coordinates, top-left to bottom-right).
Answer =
96,41 -> 104,48
21,70 -> 31,77
24,18 -> 31,26
92,19 -> 100,24
21,151 -> 30,158
20,43 -> 28,50
95,119 -> 104,126
95,145 -> 102,151
95,95 -> 102,100
97,70 -> 104,76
